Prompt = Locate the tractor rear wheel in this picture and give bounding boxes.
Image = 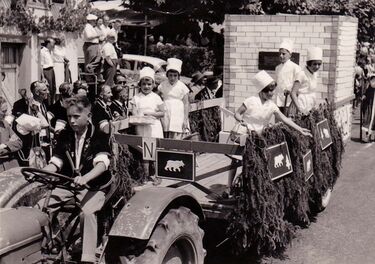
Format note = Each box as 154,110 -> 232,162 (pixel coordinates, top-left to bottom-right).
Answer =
130,206 -> 206,264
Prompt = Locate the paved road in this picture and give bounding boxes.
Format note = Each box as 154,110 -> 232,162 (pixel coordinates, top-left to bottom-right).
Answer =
205,117 -> 375,264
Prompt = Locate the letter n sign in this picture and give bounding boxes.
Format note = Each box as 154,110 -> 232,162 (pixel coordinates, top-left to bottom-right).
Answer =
142,137 -> 157,161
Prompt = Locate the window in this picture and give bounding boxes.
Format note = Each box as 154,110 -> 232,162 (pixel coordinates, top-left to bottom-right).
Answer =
1,43 -> 21,65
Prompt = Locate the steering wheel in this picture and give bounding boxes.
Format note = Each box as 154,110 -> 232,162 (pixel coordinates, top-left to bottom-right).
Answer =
21,167 -> 85,191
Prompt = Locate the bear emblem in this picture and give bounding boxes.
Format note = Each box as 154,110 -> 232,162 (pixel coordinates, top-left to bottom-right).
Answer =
165,160 -> 185,172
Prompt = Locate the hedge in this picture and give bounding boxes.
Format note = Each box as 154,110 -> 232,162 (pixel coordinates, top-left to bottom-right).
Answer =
148,45 -> 216,77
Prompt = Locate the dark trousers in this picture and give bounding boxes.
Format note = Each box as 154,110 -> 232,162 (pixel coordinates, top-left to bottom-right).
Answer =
103,60 -> 117,87
83,42 -> 100,67
43,67 -> 56,105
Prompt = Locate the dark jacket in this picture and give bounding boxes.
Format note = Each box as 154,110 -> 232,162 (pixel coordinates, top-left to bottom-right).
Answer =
52,123 -> 111,189
109,100 -> 127,118
48,100 -> 68,128
92,98 -> 113,131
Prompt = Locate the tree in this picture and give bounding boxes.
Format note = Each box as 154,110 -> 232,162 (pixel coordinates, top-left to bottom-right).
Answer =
124,0 -> 263,24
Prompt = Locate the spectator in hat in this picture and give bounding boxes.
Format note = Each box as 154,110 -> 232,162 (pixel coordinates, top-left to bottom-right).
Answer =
83,14 -> 100,67
275,39 -> 302,114
188,71 -> 206,102
194,76 -> 223,101
289,47 -> 323,116
158,58 -> 190,139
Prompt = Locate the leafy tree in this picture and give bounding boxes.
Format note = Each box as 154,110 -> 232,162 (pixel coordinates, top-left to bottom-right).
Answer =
125,0 -> 374,41
124,0 -> 263,24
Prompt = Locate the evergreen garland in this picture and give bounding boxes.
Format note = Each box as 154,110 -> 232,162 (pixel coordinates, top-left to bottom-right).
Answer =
110,144 -> 135,203
189,106 -> 221,142
227,103 -> 344,256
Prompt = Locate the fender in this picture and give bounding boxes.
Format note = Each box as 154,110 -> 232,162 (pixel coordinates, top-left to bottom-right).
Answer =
109,186 -> 204,240
0,167 -> 44,208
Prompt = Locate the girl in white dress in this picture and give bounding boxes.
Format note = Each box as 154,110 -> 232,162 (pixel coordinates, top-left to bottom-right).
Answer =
227,71 -> 312,194
131,67 -> 165,179
158,58 -> 190,139
290,47 -> 323,115
131,67 -> 164,138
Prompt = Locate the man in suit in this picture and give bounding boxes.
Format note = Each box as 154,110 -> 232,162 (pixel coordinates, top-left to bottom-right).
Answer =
92,85 -> 113,133
40,96 -> 111,264
194,76 -> 223,101
109,84 -> 128,119
12,82 -> 52,163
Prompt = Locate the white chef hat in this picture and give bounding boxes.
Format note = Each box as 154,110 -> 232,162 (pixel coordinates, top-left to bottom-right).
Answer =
86,14 -> 98,21
279,39 -> 294,54
307,47 -> 323,61
253,70 -> 275,93
139,66 -> 155,81
166,58 -> 183,74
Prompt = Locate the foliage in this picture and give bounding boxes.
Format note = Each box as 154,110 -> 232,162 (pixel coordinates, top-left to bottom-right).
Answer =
0,2 -> 38,34
189,106 -> 222,142
0,2 -> 93,34
227,103 -> 344,256
125,0 -> 264,24
262,0 -> 375,42
148,45 -> 215,76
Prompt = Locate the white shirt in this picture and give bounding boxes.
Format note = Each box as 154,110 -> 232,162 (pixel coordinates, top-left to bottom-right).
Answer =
75,128 -> 88,170
83,23 -> 99,43
53,45 -> 66,63
241,96 -> 279,134
101,25 -> 112,38
296,66 -> 318,94
40,47 -> 54,69
275,59 -> 302,107
106,28 -> 119,42
102,42 -> 118,59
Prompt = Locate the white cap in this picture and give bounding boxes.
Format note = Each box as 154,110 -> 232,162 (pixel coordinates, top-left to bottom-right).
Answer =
253,70 -> 275,93
307,47 -> 323,61
166,58 -> 183,74
279,39 -> 294,54
86,14 -> 98,20
139,67 -> 155,81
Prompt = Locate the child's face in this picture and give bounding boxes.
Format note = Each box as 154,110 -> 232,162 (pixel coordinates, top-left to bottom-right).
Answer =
279,48 -> 291,63
259,82 -> 276,101
67,105 -> 90,133
140,78 -> 154,95
167,71 -> 179,85
307,60 -> 322,73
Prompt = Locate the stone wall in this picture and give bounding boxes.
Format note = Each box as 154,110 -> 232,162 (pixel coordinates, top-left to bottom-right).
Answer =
223,15 -> 358,112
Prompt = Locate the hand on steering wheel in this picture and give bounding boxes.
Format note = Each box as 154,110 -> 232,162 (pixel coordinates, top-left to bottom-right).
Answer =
21,167 -> 86,191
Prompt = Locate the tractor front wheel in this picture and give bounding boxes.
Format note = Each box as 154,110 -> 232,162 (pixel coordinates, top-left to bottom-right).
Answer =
132,206 -> 206,264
